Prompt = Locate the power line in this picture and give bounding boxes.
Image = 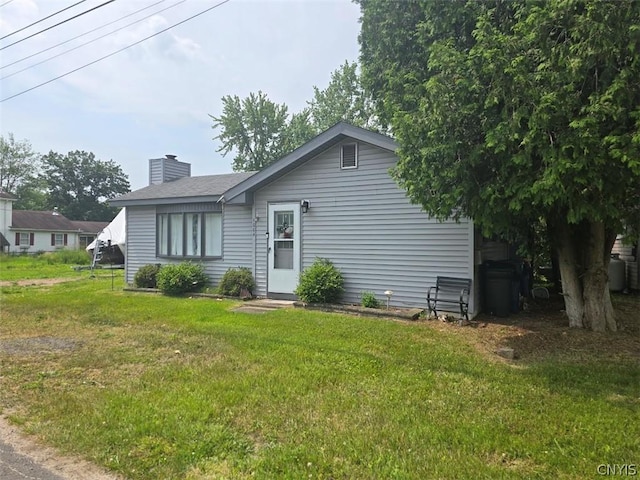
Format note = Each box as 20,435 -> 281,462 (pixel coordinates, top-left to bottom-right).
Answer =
1,0 -> 231,102
2,0 -> 185,73
0,0 -> 87,41
0,0 -> 16,8
0,0 -> 116,51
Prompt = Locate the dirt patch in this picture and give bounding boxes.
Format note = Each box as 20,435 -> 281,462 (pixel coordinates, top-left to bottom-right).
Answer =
0,337 -> 82,355
0,415 -> 123,480
0,278 -> 80,287
426,293 -> 640,364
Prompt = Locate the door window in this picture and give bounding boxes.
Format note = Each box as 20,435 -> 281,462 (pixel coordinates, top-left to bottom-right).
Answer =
274,210 -> 294,269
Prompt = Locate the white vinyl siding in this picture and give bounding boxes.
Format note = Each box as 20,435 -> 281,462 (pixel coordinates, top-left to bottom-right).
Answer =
123,204 -> 253,286
253,140 -> 475,312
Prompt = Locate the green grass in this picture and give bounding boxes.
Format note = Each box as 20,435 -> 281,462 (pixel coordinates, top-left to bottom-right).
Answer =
0,265 -> 638,479
0,250 -> 91,281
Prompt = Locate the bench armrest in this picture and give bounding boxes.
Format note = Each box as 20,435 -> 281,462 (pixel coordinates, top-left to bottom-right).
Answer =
427,286 -> 438,301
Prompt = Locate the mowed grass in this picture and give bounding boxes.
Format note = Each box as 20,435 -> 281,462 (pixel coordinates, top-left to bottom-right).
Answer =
0,250 -> 91,281
0,265 -> 638,479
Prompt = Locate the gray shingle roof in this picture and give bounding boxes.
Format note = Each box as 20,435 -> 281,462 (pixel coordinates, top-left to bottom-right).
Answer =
71,220 -> 109,234
0,190 -> 17,200
11,211 -> 79,231
110,171 -> 256,206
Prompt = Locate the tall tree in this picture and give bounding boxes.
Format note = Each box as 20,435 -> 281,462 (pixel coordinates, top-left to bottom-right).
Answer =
42,150 -> 130,221
308,61 -> 380,132
13,176 -> 48,211
211,64 -> 382,172
358,0 -> 640,331
0,133 -> 40,193
211,91 -> 296,172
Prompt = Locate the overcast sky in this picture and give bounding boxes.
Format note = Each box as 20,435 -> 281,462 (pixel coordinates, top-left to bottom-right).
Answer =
0,0 -> 361,190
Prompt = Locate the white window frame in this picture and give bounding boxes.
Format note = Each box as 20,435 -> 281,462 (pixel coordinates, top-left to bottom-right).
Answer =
54,233 -> 64,246
340,143 -> 358,169
19,232 -> 30,245
157,212 -> 222,259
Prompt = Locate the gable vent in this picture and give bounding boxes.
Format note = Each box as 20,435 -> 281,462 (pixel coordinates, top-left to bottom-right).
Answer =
340,143 -> 358,169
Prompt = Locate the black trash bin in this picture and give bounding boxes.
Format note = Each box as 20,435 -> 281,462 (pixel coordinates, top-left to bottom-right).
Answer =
482,261 -> 521,317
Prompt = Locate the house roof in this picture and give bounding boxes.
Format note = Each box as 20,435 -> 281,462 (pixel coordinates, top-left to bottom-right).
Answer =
11,210 -> 80,232
0,189 -> 17,200
221,122 -> 397,204
71,220 -> 109,234
110,171 -> 256,207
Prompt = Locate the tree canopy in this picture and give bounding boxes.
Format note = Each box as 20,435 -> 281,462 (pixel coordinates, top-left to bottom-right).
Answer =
211,62 -> 381,172
308,61 -> 380,132
358,0 -> 640,331
210,91 -> 294,172
42,150 -> 130,221
0,133 -> 40,194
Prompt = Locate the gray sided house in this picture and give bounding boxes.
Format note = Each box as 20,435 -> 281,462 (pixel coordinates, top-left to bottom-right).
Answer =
111,123 -> 479,315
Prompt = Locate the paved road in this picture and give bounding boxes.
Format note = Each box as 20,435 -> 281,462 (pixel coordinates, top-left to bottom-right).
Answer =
0,438 -> 66,480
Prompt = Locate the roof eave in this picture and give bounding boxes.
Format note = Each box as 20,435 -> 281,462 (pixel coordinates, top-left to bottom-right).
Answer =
110,194 -> 224,207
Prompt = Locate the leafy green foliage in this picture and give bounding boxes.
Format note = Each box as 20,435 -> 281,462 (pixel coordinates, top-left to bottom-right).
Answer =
295,258 -> 344,304
0,132 -> 40,194
156,262 -> 208,295
133,264 -> 162,289
217,267 -> 256,297
42,150 -> 130,221
360,291 -> 381,309
210,63 -> 382,172
358,0 -> 640,330
210,91 -> 298,172
308,61 -> 382,132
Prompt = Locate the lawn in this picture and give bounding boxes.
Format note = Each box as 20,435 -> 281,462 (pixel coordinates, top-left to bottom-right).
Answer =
0,260 -> 638,479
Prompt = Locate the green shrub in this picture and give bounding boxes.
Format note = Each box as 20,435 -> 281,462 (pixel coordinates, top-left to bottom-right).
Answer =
295,258 -> 344,304
133,264 -> 163,288
156,262 -> 208,295
217,267 -> 256,297
361,291 -> 381,308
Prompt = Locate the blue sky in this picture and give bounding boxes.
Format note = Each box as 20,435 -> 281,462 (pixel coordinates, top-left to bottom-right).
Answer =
0,0 -> 361,189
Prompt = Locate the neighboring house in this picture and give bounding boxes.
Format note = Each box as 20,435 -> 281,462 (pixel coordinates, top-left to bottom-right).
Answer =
71,220 -> 110,249
7,210 -> 108,254
0,190 -> 17,252
112,123 -> 482,314
612,234 -> 639,291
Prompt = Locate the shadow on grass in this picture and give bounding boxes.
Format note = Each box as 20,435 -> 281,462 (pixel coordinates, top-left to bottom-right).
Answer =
479,292 -> 640,401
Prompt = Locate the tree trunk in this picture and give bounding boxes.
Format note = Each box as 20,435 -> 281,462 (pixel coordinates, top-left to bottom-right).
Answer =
552,219 -> 618,331
555,221 -> 585,328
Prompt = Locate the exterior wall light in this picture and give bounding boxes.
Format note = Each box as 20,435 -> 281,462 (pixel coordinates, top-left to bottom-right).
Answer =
300,199 -> 310,214
384,290 -> 393,309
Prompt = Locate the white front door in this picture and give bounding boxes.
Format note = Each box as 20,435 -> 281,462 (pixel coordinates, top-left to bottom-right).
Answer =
268,203 -> 300,294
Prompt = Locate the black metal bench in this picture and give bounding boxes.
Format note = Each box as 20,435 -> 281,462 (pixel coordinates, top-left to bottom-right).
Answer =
427,276 -> 472,321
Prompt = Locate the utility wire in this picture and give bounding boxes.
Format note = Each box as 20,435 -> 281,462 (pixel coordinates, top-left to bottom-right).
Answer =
0,0 -> 16,8
2,0 -> 184,73
1,0 -> 87,40
1,0 -> 231,102
1,0 -> 116,51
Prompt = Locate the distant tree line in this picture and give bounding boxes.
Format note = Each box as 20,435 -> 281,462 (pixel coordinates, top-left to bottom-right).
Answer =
0,133 -> 130,222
